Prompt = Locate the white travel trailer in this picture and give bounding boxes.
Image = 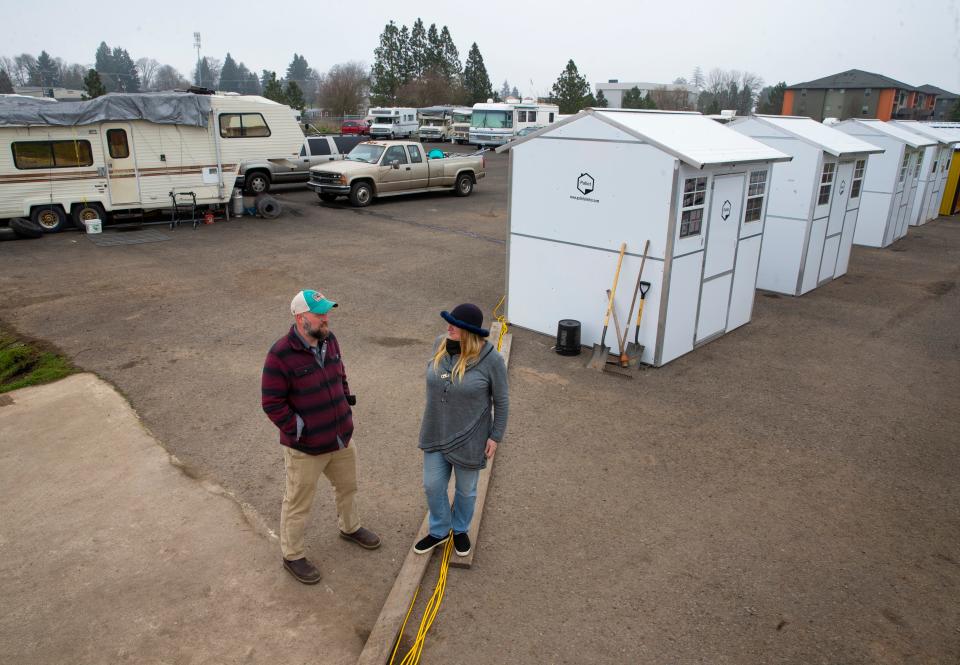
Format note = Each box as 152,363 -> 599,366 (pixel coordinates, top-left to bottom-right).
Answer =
367,107 -> 418,140
469,99 -> 560,147
729,115 -> 883,296
0,92 -> 303,231
833,119 -> 935,247
496,109 -> 791,367
450,107 -> 472,144
890,121 -> 960,225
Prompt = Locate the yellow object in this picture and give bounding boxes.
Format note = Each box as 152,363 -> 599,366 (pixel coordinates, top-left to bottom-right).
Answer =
492,296 -> 509,352
940,148 -> 960,217
390,535 -> 454,665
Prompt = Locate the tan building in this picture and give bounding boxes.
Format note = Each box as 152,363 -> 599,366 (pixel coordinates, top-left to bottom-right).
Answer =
782,69 -> 939,122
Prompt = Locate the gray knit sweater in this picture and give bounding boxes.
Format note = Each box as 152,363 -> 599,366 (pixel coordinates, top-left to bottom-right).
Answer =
418,335 -> 509,470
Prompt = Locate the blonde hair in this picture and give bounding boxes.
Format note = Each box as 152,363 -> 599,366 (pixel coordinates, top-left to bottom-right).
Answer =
432,329 -> 484,381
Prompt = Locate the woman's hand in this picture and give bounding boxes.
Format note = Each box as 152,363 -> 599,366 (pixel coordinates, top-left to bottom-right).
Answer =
485,438 -> 498,459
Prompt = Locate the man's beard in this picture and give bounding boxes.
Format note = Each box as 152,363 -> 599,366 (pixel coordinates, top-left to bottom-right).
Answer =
304,320 -> 328,340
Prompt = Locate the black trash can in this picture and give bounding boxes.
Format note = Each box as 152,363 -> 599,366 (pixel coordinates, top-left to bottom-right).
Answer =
556,319 -> 581,356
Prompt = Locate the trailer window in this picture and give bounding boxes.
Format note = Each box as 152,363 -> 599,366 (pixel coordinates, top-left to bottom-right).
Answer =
679,176 -> 707,238
818,162 -> 836,205
745,170 -> 767,222
12,140 -> 93,169
219,113 -> 271,138
850,159 -> 866,199
106,129 -> 129,158
308,138 -> 331,156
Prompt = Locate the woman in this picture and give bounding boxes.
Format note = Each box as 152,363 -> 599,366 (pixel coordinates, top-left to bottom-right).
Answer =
415,303 -> 509,557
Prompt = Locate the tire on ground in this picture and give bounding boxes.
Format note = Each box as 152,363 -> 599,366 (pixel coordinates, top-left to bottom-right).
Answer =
10,217 -> 43,239
256,194 -> 282,219
31,206 -> 68,233
71,202 -> 107,230
0,226 -> 19,241
349,181 -> 374,207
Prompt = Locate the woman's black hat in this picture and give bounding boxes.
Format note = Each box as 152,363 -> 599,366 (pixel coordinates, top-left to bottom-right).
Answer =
441,303 -> 489,337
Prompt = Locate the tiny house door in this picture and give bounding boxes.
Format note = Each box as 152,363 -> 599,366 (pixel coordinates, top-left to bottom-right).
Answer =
101,124 -> 141,206
819,160 -> 854,282
696,173 -> 744,344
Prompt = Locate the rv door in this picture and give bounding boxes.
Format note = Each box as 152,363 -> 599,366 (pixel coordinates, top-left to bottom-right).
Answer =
101,124 -> 141,206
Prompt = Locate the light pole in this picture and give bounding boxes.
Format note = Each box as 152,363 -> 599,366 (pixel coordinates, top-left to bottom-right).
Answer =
194,32 -> 202,87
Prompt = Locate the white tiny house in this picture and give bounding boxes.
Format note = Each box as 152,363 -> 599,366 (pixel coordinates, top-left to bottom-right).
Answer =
0,92 -> 303,231
833,119 -> 935,247
891,121 -> 960,225
496,109 -> 790,367
729,115 -> 882,296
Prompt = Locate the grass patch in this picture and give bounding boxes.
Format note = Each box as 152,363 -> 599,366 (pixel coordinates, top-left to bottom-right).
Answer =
0,331 -> 75,393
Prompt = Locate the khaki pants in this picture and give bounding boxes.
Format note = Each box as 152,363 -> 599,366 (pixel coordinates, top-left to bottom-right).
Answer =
280,444 -> 361,561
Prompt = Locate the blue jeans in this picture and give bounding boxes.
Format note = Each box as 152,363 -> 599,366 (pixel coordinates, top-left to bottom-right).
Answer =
423,451 -> 479,538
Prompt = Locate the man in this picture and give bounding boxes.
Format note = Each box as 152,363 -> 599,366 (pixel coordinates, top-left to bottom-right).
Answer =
262,289 -> 380,585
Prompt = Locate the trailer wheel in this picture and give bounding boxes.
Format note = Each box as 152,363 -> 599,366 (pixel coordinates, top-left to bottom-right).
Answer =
10,217 -> 43,239
0,227 -> 18,241
245,171 -> 271,195
31,206 -> 68,233
71,202 -> 107,230
349,182 -> 373,207
454,173 -> 474,197
318,193 -> 339,203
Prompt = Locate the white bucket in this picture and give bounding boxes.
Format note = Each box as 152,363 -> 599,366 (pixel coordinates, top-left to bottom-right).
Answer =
83,218 -> 102,234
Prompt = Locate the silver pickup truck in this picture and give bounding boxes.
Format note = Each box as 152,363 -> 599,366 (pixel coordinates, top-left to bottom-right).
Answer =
306,141 -> 485,207
236,135 -> 366,194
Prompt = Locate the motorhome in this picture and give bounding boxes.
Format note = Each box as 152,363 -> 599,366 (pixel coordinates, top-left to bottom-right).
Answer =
450,108 -> 472,144
0,92 -> 303,231
469,99 -> 560,147
417,106 -> 456,142
368,107 -> 419,140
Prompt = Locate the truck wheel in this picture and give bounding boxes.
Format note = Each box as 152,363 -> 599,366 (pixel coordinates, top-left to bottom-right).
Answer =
454,174 -> 474,197
31,206 -> 68,233
72,202 -> 107,230
318,193 -> 338,203
245,172 -> 271,195
349,182 -> 373,207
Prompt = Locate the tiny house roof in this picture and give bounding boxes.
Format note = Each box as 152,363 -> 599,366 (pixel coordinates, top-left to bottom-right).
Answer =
747,115 -> 883,157
496,108 -> 791,169
892,121 -> 960,146
840,119 -> 936,148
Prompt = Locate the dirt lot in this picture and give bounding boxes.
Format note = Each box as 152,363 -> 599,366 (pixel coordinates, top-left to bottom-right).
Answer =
2,149 -> 959,664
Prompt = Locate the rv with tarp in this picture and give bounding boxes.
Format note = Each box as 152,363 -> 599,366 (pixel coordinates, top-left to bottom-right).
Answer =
0,92 -> 303,232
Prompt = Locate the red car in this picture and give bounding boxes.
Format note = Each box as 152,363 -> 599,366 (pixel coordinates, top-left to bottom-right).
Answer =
341,120 -> 369,135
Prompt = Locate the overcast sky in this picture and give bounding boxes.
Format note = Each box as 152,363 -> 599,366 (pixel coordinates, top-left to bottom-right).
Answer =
5,0 -> 960,95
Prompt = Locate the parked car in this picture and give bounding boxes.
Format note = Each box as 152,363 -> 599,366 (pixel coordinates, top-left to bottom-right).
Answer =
307,140 -> 486,207
341,120 -> 369,136
236,135 -> 366,194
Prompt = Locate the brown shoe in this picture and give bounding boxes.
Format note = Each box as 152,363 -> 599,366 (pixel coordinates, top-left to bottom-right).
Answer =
283,557 -> 322,584
339,527 -> 381,550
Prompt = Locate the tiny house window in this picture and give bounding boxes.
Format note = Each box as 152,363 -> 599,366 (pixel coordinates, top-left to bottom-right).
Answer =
898,152 -> 910,183
679,176 -> 707,238
106,129 -> 129,158
12,140 -> 93,169
818,162 -> 836,205
931,158 -> 939,174
914,156 -> 922,178
850,159 -> 866,199
219,113 -> 271,138
549,112 -> 554,122
745,170 -> 767,222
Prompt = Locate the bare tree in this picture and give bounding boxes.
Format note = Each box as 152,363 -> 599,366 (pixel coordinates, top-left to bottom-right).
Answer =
650,85 -> 695,111
318,62 -> 370,116
699,68 -> 763,115
135,58 -> 161,90
154,64 -> 190,91
12,54 -> 38,86
61,63 -> 86,90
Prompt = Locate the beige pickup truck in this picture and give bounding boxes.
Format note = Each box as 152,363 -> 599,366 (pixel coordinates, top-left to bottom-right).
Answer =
306,140 -> 485,207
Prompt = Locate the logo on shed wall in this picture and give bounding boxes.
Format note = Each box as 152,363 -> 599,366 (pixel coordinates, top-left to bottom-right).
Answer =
721,200 -> 732,220
839,179 -> 846,196
577,173 -> 595,195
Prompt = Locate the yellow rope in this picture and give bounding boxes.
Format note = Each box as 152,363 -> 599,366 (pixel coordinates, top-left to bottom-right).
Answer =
492,296 -> 509,353
391,534 -> 454,665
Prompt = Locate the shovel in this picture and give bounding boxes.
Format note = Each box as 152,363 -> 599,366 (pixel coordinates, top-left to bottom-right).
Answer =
626,281 -> 652,367
586,242 -> 627,370
603,289 -> 634,378
621,240 -> 651,367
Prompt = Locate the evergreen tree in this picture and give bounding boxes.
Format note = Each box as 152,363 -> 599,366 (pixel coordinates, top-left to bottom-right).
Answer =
643,92 -> 656,109
0,69 -> 15,94
691,66 -> 705,90
111,48 -> 140,92
219,53 -> 240,92
241,67 -> 261,95
706,98 -> 721,114
757,81 -> 786,114
622,86 -> 655,109
499,80 -> 511,99
595,89 -> 608,108
950,99 -> 960,121
397,25 -> 414,83
370,21 -> 404,104
284,81 -> 306,111
83,69 -> 106,98
439,26 -> 461,83
35,51 -> 60,87
286,54 -> 313,86
194,57 -> 214,88
426,24 -> 443,72
409,18 -> 428,78
550,60 -> 591,114
510,85 -> 520,98
261,71 -> 285,103
462,43 -> 493,104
